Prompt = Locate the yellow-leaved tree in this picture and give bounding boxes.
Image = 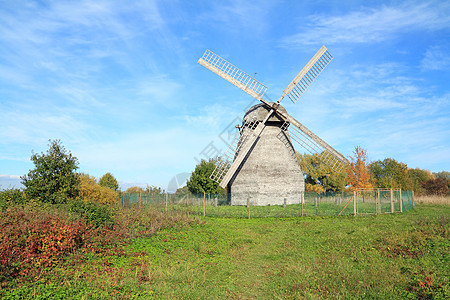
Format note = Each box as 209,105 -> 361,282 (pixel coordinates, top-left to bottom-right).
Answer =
79,173 -> 119,205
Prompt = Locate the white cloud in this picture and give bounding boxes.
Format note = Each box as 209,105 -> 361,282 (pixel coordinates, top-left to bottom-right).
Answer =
280,1 -> 450,46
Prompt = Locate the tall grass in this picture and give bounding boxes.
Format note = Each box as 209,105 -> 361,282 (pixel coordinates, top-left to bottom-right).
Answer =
415,195 -> 450,205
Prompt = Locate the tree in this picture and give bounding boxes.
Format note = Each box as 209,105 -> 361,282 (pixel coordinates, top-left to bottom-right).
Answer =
433,171 -> 450,180
368,158 -> 412,190
175,185 -> 191,195
408,168 -> 434,195
21,139 -> 79,204
346,146 -> 373,191
422,178 -> 448,196
99,172 -> 119,192
145,185 -> 164,194
186,158 -> 224,195
297,152 -> 347,192
79,173 -> 119,205
125,186 -> 144,193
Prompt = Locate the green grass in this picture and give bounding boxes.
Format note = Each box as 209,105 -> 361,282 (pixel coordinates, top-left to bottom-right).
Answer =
1,204 -> 448,299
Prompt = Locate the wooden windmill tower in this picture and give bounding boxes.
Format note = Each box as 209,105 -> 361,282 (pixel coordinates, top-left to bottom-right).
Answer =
198,46 -> 348,205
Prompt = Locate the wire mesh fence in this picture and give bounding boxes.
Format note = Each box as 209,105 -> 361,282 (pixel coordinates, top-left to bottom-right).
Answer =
121,189 -> 414,218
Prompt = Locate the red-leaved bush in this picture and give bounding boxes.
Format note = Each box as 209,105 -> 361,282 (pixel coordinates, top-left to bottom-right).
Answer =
0,206 -> 126,282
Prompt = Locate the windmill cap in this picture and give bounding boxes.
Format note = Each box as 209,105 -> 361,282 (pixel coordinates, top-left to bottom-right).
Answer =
243,102 -> 287,123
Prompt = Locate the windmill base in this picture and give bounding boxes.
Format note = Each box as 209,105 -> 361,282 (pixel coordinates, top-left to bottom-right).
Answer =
229,192 -> 304,206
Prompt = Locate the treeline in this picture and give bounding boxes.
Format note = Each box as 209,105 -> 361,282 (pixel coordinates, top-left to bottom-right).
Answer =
186,146 -> 449,196
298,146 -> 449,196
0,140 -> 121,209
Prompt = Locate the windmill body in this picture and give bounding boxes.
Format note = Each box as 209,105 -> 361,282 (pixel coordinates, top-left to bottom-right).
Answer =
198,46 -> 349,206
229,103 -> 304,206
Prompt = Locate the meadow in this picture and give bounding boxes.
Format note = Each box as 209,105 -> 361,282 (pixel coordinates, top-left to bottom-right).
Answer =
0,200 -> 448,299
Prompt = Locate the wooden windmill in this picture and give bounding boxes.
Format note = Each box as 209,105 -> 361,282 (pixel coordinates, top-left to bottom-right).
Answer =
198,46 -> 348,205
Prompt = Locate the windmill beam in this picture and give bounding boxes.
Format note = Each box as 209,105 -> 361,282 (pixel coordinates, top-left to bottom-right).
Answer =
286,114 -> 349,165
198,58 -> 264,100
219,121 -> 265,188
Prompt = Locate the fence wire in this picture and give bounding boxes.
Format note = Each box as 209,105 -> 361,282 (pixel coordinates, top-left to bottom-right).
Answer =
121,189 -> 415,218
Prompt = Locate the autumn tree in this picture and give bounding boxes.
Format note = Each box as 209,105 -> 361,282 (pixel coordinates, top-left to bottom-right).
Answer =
408,168 -> 434,195
422,178 -> 449,196
125,186 -> 144,193
297,152 -> 347,192
78,173 -> 119,205
346,146 -> 373,191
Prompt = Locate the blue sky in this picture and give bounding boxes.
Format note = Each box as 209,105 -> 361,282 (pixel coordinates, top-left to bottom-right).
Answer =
1,0 -> 449,191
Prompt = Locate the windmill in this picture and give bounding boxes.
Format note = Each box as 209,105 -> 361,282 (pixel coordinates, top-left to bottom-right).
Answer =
198,46 -> 348,205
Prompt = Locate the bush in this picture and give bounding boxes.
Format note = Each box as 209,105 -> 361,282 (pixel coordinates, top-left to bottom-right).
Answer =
69,200 -> 114,228
0,205 -> 126,283
79,173 -> 119,205
0,188 -> 26,211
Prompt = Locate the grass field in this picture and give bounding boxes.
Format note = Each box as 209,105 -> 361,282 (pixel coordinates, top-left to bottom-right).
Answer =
1,203 -> 448,299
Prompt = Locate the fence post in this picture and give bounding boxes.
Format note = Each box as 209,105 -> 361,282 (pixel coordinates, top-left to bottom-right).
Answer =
165,192 -> 168,212
390,188 -> 394,213
301,193 -> 304,217
203,192 -> 206,217
399,189 -> 403,212
376,189 -> 380,215
353,190 -> 357,216
247,194 -> 250,219
283,197 -> 287,209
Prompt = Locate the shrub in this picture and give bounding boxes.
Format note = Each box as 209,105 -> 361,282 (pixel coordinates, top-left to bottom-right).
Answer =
0,205 -> 126,283
69,200 -> 114,228
79,173 -> 119,205
0,188 -> 26,211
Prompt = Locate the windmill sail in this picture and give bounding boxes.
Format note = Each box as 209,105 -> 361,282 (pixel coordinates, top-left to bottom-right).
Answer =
198,49 -> 267,100
277,46 -> 333,104
210,119 -> 263,187
279,116 -> 348,173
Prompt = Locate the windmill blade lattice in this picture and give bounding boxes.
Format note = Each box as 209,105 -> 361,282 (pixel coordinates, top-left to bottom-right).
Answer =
198,50 -> 268,100
210,119 -> 260,185
279,121 -> 348,173
278,46 -> 333,104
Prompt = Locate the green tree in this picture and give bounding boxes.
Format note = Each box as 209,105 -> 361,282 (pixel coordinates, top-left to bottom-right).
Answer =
175,185 -> 191,195
408,168 -> 434,195
145,185 -> 164,194
21,139 -> 80,204
433,171 -> 450,180
99,172 -> 119,192
368,158 -> 412,190
186,158 -> 224,195
297,152 -> 347,192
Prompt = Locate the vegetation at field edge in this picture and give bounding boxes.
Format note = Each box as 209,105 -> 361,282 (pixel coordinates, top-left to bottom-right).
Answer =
1,204 -> 448,299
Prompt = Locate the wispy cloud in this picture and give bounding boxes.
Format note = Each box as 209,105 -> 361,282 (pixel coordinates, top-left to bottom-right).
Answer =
280,1 -> 450,46
421,45 -> 450,71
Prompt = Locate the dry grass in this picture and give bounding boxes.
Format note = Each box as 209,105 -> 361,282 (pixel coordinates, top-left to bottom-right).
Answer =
415,195 -> 450,205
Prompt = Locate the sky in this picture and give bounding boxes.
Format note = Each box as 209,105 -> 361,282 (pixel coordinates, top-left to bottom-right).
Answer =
0,0 -> 449,191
